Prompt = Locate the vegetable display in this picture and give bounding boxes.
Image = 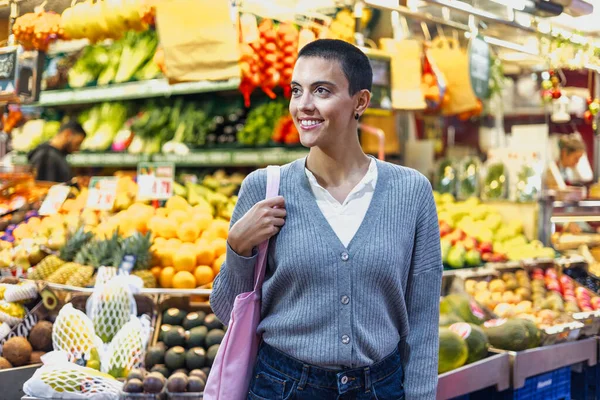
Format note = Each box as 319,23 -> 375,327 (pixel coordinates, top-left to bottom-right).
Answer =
238,101 -> 288,146
458,158 -> 480,199
436,159 -> 457,195
482,162 -> 507,200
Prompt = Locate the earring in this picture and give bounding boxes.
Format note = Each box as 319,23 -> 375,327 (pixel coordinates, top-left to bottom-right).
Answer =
355,113 -> 359,120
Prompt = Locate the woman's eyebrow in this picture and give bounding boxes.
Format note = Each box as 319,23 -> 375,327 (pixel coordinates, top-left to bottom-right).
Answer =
290,80 -> 337,88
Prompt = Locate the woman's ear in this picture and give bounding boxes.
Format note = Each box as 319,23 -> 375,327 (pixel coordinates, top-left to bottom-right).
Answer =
354,89 -> 371,118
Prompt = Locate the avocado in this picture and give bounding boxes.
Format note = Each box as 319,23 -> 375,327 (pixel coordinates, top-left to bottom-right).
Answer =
127,369 -> 145,382
186,347 -> 207,370
204,314 -> 223,331
183,311 -> 206,330
167,373 -> 188,393
165,346 -> 186,371
187,376 -> 206,393
163,308 -> 188,326
206,329 -> 225,348
189,369 -> 208,382
159,324 -> 173,342
144,372 -> 166,393
164,326 -> 186,347
145,345 -> 166,369
483,319 -> 530,352
187,326 -> 208,348
150,364 -> 170,378
123,378 -> 143,393
206,344 -> 220,367
172,368 -> 189,376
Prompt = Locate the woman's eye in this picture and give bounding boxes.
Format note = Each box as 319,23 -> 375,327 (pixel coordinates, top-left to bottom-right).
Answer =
291,87 -> 301,96
315,87 -> 329,94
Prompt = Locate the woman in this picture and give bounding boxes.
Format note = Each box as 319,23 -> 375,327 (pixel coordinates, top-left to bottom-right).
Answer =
550,133 -> 587,187
211,39 -> 442,400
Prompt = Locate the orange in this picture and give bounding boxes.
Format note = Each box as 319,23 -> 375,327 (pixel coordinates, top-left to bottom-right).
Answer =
177,221 -> 201,243
159,266 -> 176,288
172,271 -> 196,289
196,243 -> 216,265
200,229 -> 218,243
192,213 -> 213,233
194,265 -> 214,286
167,238 -> 183,248
173,244 -> 197,273
155,217 -> 178,239
166,195 -> 191,213
150,266 -> 162,280
169,210 -> 189,226
212,254 -> 226,275
211,238 -> 227,257
159,248 -> 174,267
27,217 -> 41,228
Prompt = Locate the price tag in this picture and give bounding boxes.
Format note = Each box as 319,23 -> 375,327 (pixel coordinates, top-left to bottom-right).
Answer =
137,162 -> 175,200
39,185 -> 70,216
86,177 -> 118,210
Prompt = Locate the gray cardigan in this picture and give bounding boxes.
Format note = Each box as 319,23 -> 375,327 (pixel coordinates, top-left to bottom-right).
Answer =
210,158 -> 442,399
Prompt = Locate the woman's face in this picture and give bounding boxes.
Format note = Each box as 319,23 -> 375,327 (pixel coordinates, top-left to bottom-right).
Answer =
289,56 -> 359,149
561,149 -> 585,168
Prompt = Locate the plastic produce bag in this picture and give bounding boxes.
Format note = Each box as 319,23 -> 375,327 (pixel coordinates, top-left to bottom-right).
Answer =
457,157 -> 481,200
93,267 -> 118,289
481,161 -> 508,200
23,351 -> 123,399
102,317 -> 149,378
52,303 -> 103,365
86,276 -> 139,343
0,300 -> 26,326
435,158 -> 457,195
4,281 -> 38,302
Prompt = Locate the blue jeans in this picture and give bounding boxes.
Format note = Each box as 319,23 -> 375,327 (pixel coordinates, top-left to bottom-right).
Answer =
248,342 -> 405,400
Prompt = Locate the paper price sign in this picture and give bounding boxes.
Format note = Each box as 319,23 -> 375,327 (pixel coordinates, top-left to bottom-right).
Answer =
39,185 -> 70,215
86,177 -> 117,210
137,162 -> 175,200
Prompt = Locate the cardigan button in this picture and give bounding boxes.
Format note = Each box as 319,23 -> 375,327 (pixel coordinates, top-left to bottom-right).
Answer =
341,252 -> 349,261
341,335 -> 350,344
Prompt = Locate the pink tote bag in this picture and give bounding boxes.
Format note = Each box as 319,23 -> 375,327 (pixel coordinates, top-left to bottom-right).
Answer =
204,165 -> 281,400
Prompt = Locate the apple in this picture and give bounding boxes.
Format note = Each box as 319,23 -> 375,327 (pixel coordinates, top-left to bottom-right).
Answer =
478,242 -> 493,254
439,221 -> 452,237
546,268 -> 558,279
591,297 -> 600,310
462,237 -> 478,251
482,253 -> 492,262
533,268 -> 544,276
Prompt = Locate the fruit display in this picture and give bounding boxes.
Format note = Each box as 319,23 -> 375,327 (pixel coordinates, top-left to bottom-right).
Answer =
146,306 -> 223,381
436,194 -> 555,269
13,10 -> 64,51
464,267 -> 599,329
10,120 -> 61,154
60,0 -> 149,42
238,100 -> 289,146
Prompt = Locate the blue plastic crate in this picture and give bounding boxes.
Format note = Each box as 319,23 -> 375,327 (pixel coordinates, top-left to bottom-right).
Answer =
470,367 -> 571,400
572,363 -> 600,400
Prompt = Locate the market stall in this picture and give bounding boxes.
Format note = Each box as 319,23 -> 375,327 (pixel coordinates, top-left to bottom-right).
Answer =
0,0 -> 600,399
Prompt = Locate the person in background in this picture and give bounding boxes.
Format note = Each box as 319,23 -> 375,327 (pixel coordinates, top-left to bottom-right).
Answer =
27,121 -> 86,182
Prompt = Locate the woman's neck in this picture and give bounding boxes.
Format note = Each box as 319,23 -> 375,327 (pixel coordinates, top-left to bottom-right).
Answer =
306,142 -> 371,187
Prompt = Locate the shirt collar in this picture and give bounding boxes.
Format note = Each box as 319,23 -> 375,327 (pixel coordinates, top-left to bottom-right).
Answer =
304,157 -> 378,191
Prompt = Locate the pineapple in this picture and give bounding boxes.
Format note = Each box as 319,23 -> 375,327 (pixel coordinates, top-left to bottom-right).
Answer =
60,228 -> 93,262
75,232 -> 121,268
27,255 -> 65,280
46,263 -> 82,284
113,231 -> 152,271
65,265 -> 95,287
132,270 -> 156,288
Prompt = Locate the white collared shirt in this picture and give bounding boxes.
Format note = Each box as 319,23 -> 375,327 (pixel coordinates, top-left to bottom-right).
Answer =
304,159 -> 378,248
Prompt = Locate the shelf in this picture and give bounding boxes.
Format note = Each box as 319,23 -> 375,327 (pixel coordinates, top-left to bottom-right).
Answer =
12,148 -> 309,168
34,78 -> 241,107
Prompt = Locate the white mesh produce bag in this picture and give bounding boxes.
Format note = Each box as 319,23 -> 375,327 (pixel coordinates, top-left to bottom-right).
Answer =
53,303 -> 103,365
93,267 -> 117,289
4,282 -> 38,302
102,317 -> 148,378
23,351 -> 123,399
0,300 -> 26,326
0,322 -> 10,340
86,276 -> 139,344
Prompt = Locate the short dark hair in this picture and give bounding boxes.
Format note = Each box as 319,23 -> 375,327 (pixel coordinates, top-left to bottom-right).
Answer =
60,120 -> 86,137
298,39 -> 373,95
559,133 -> 585,154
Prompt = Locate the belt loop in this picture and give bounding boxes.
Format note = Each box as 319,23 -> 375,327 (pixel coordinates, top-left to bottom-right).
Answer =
298,365 -> 309,391
364,367 -> 372,393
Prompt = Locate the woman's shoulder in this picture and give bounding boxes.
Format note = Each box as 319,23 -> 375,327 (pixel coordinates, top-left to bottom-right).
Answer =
378,160 -> 432,190
240,159 -> 301,194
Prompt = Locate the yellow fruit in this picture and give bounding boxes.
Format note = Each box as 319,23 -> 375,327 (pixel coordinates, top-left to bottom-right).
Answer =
167,238 -> 182,248
212,238 -> 227,257
177,221 -> 201,243
194,266 -> 214,286
193,203 -> 213,216
196,244 -> 216,266
166,196 -> 191,213
155,217 -> 177,239
155,208 -> 168,218
150,266 -> 162,280
159,248 -> 174,267
172,271 -> 196,289
210,220 -> 230,239
173,245 -> 197,273
169,210 -> 189,226
159,266 -> 176,288
200,229 -> 218,243
192,213 -> 213,233
153,237 -> 167,246
213,254 -> 226,275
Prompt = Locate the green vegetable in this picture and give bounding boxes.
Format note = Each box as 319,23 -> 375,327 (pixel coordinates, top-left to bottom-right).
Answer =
134,57 -> 162,81
97,42 -> 123,86
483,163 -> 506,200
80,102 -> 131,151
515,164 -> 539,203
238,101 -> 287,146
115,30 -> 158,84
458,158 -> 480,199
68,45 -> 110,88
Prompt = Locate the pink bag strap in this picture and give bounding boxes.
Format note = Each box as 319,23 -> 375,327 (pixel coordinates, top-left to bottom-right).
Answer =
253,165 -> 281,291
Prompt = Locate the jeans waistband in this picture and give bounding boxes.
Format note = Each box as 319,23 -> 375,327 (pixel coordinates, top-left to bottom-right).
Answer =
257,342 -> 403,394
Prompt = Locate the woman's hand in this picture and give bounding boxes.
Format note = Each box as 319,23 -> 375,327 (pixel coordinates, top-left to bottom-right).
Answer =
227,196 -> 286,257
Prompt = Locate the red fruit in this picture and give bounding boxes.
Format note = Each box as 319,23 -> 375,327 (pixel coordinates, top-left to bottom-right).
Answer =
533,268 -> 544,276
482,253 -> 492,262
584,110 -> 593,124
552,90 -> 562,99
439,222 -> 452,237
587,97 -> 593,105
463,237 -> 477,251
478,242 -> 493,254
591,297 -> 600,310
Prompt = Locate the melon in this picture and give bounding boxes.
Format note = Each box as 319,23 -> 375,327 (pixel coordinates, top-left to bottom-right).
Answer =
449,322 -> 489,364
438,327 -> 468,374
